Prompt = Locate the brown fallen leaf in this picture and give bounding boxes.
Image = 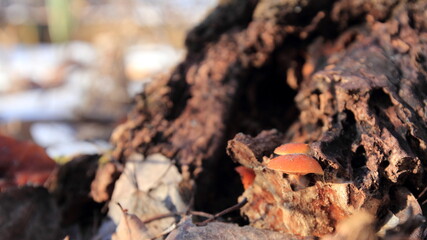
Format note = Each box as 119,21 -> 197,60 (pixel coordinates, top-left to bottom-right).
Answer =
0,134 -> 56,190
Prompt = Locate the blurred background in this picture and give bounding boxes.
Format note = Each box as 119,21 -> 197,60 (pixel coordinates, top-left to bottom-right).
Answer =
0,0 -> 216,159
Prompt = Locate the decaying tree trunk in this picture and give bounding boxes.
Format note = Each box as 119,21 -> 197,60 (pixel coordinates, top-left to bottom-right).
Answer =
110,0 -> 427,238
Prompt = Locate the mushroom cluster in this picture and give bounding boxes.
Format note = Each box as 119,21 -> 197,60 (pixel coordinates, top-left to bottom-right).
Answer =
266,143 -> 323,190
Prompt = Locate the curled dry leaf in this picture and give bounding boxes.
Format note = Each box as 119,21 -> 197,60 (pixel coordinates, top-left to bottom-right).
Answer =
112,204 -> 151,240
0,134 -> 56,190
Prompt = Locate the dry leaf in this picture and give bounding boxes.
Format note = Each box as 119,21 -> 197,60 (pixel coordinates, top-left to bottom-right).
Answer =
108,153 -> 187,238
112,205 -> 151,240
0,134 -> 56,190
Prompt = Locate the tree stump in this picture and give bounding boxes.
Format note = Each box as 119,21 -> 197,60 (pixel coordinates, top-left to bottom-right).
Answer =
111,0 -> 427,237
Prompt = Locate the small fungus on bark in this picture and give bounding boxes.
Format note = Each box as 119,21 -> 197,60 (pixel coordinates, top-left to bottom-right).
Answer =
273,143 -> 311,155
235,166 -> 256,190
266,154 -> 323,190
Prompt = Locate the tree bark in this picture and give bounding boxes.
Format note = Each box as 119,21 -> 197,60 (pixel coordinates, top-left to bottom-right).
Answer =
111,0 -> 427,237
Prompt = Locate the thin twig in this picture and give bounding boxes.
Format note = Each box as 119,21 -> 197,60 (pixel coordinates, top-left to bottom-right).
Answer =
190,211 -> 214,219
117,202 -> 126,213
195,198 -> 248,226
418,186 -> 427,199
149,223 -> 177,240
142,210 -> 215,224
142,212 -> 180,224
212,198 -> 248,218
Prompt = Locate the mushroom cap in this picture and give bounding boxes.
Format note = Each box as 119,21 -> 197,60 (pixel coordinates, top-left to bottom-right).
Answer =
266,154 -> 323,175
235,166 -> 256,189
274,143 -> 310,155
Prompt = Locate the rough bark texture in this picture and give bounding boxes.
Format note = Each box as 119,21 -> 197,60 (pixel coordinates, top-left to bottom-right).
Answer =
227,131 -> 380,236
227,130 -> 382,236
111,0 -> 427,238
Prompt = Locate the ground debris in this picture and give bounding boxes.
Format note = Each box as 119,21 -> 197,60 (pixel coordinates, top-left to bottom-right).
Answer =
166,217 -> 312,240
0,186 -> 61,240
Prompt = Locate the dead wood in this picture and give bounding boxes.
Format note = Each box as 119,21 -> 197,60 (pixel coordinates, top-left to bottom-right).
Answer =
110,0 -> 427,238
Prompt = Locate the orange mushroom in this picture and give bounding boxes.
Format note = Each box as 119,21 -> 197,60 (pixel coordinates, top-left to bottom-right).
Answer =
274,143 -> 311,155
235,166 -> 256,189
266,154 -> 323,190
